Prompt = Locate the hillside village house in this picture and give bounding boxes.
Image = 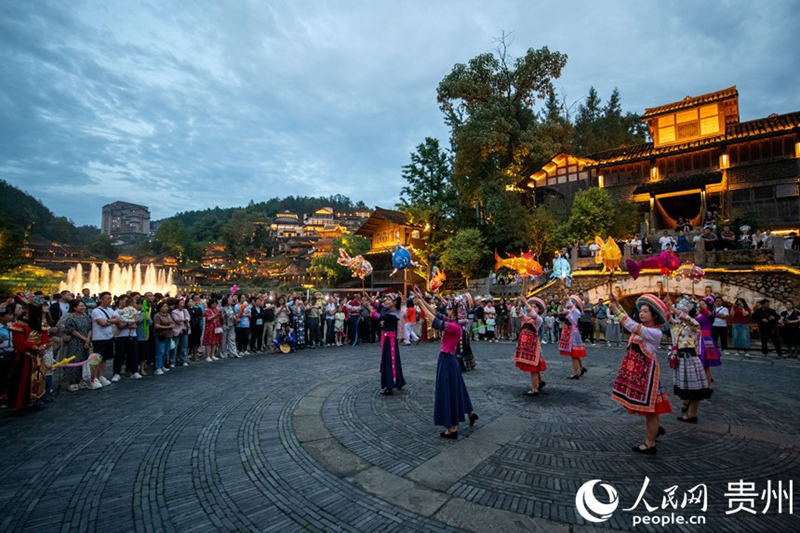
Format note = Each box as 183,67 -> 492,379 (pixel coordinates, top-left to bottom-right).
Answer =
521,87 -> 800,232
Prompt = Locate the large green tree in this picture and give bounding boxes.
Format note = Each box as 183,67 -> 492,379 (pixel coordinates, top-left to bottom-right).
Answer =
436,39 -> 568,252
398,137 -> 457,246
437,41 -> 568,194
440,228 -> 488,284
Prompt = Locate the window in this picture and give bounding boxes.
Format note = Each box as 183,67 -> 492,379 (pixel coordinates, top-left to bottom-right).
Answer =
731,189 -> 750,204
753,186 -> 774,200
776,183 -> 799,198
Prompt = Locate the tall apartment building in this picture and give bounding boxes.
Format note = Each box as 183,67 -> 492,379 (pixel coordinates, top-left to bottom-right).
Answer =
101,201 -> 151,237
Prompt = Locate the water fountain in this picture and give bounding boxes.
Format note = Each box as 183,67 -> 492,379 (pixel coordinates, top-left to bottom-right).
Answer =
59,262 -> 178,296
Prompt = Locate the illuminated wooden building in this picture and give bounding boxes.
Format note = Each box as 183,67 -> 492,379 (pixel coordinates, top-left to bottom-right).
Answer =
522,87 -> 800,231
355,207 -> 425,291
355,207 -> 425,255
269,212 -> 303,238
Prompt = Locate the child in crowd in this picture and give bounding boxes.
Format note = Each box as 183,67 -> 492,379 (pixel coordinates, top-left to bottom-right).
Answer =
543,312 -> 556,345
485,312 -> 497,342
42,335 -> 56,402
334,306 -> 346,346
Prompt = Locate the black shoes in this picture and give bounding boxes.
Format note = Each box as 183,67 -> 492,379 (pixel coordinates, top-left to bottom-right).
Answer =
440,431 -> 458,439
380,388 -> 393,396
677,416 -> 698,423
523,390 -> 538,396
657,426 -> 666,437
580,368 -> 587,376
469,413 -> 479,427
632,444 -> 657,454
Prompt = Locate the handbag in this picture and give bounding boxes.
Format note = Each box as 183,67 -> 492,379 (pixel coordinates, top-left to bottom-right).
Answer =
668,348 -> 679,369
169,338 -> 177,350
214,327 -> 223,334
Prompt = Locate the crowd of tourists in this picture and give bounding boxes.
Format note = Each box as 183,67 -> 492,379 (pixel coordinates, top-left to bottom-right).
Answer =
1,285 -> 797,440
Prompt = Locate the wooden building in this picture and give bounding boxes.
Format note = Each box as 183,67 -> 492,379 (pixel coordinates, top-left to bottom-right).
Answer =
522,87 -> 800,231
355,207 -> 426,292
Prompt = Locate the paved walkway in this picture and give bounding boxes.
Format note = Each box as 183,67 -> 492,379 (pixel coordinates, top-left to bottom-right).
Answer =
1,340 -> 798,532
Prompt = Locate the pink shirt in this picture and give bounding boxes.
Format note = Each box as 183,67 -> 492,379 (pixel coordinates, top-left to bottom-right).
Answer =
433,316 -> 462,355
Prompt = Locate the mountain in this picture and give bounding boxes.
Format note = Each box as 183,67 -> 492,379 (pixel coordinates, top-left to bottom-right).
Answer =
0,179 -> 99,244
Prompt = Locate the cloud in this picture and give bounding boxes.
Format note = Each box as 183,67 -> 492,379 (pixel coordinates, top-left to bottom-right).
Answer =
0,0 -> 798,226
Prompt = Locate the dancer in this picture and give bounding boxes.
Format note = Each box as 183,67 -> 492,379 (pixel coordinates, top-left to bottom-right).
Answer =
667,298 -> 712,423
696,296 -> 722,387
559,295 -> 587,379
608,294 -> 672,454
437,293 -> 476,371
414,287 -> 478,438
363,291 -> 405,396
513,296 -> 547,396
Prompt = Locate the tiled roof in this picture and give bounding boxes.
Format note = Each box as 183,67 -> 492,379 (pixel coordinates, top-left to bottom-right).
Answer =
585,111 -> 800,167
727,111 -> 800,140
632,171 -> 722,195
641,86 -> 738,119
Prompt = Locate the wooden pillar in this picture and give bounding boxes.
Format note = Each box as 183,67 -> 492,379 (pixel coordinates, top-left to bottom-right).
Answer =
700,189 -> 707,225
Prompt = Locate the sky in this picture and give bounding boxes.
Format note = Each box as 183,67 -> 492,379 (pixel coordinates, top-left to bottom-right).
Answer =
1,0 -> 798,227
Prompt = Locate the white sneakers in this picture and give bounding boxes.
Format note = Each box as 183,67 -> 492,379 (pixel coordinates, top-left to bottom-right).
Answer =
90,379 -> 103,390
206,357 -> 213,362
212,356 -> 219,361
132,372 -> 142,379
182,362 -> 189,367
155,368 -> 164,376
111,374 -> 121,382
99,376 -> 111,387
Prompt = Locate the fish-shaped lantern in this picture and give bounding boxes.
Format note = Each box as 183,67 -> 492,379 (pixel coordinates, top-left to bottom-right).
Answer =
494,251 -> 543,277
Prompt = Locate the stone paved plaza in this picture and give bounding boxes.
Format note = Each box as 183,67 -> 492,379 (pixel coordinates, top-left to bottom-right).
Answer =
1,339 -> 799,532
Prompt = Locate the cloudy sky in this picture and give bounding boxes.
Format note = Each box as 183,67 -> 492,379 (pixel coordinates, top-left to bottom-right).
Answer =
2,0 -> 798,227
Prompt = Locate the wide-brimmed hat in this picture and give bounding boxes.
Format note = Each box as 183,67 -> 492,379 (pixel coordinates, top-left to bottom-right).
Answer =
568,295 -> 584,312
527,297 -> 547,314
636,294 -> 670,325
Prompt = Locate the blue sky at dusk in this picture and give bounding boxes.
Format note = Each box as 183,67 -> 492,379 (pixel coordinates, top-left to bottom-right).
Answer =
2,0 -> 798,226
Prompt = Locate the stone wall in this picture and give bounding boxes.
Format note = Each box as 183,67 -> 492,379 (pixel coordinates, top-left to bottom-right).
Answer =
530,268 -> 800,307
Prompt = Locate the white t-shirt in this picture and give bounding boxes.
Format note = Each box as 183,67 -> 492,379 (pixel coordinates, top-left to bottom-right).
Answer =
713,306 -> 730,328
659,236 -> 675,251
92,306 -> 118,341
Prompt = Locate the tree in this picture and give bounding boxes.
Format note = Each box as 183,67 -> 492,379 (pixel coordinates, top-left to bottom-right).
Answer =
440,228 -> 488,284
398,137 -> 457,246
526,196 -> 567,260
85,234 -> 116,260
437,38 -> 568,195
573,87 -> 647,156
0,219 -> 26,274
308,235 -> 370,286
558,188 -> 637,245
572,86 -> 604,155
156,219 -> 189,257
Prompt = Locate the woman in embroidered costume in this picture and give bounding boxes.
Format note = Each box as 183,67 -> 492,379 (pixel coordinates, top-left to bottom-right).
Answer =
414,287 -> 478,439
667,298 -> 712,423
608,294 -> 672,454
363,291 -> 405,396
559,295 -> 587,379
8,296 -> 48,415
513,296 -> 547,396
696,296 -> 721,388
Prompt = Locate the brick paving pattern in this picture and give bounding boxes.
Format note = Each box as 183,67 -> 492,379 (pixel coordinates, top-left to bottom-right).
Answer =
1,339 -> 798,532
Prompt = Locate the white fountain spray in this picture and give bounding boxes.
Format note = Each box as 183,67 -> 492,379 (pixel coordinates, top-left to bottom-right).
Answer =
59,263 -> 178,296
